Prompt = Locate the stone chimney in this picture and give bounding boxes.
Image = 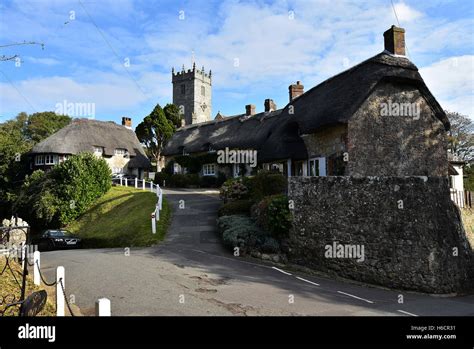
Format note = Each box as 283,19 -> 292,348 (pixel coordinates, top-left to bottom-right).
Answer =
245,104 -> 256,116
122,117 -> 132,129
383,25 -> 405,56
289,81 -> 304,102
264,99 -> 277,113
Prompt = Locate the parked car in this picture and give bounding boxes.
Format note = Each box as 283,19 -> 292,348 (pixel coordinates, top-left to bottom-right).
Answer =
112,173 -> 125,180
32,230 -> 81,251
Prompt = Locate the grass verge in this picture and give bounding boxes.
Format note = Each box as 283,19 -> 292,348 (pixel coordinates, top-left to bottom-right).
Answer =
0,257 -> 55,316
67,186 -> 171,248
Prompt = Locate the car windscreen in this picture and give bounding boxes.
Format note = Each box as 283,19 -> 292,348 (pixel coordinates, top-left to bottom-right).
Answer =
47,231 -> 67,237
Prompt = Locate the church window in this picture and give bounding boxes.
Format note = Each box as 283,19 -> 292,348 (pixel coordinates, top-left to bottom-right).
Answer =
181,84 -> 185,95
201,86 -> 205,96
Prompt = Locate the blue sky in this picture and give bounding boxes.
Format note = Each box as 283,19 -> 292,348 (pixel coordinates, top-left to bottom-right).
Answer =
0,0 -> 473,126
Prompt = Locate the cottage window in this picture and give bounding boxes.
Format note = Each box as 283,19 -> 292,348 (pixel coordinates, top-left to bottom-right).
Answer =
308,157 -> 326,177
44,154 -> 58,165
94,146 -> 104,154
114,148 -> 127,156
203,164 -> 216,176
35,155 -> 44,165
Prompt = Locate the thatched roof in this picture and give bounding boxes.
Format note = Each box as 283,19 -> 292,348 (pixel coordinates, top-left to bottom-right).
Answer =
31,119 -> 151,169
163,52 -> 449,162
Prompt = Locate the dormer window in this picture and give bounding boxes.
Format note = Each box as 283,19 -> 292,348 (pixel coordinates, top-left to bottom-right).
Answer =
114,148 -> 127,156
94,146 -> 103,154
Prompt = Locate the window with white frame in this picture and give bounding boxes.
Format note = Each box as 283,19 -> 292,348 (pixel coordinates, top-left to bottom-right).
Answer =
114,148 -> 127,156
203,163 -> 216,176
308,157 -> 326,177
35,155 -> 44,165
94,146 -> 103,155
44,154 -> 58,165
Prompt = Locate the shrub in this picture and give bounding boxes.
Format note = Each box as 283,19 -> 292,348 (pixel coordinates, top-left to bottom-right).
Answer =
216,215 -> 281,254
165,173 -> 200,187
200,175 -> 216,188
154,172 -> 170,186
219,178 -> 249,202
14,152 -> 111,228
253,194 -> 291,239
261,237 -> 280,253
245,171 -> 287,201
218,200 -> 253,217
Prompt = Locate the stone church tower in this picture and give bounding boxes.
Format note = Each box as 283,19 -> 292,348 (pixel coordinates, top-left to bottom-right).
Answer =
172,63 -> 212,125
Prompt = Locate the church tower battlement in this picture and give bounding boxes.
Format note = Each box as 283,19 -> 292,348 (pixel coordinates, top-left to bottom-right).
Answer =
172,63 -> 212,126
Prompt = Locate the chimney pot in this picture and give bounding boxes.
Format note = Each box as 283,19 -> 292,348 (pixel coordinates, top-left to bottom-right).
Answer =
264,99 -> 277,113
384,25 -> 406,56
289,81 -> 304,102
122,117 -> 132,129
245,104 -> 256,116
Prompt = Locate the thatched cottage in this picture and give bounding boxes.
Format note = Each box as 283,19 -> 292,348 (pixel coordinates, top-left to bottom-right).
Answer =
30,118 -> 151,179
163,26 -> 450,179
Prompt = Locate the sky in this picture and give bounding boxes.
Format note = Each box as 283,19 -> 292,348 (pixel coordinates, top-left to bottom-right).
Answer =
0,0 -> 473,126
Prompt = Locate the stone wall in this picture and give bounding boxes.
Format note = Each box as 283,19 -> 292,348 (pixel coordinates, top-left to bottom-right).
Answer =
288,176 -> 474,294
347,81 -> 447,176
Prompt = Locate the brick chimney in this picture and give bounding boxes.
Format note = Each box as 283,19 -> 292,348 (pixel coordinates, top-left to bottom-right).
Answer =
264,99 -> 277,113
383,25 -> 405,56
245,104 -> 256,116
122,117 -> 132,129
289,81 -> 304,102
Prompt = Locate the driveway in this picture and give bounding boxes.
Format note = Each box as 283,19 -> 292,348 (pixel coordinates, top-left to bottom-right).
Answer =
38,188 -> 474,316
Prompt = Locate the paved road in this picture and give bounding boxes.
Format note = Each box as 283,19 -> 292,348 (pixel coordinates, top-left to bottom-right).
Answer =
39,189 -> 474,316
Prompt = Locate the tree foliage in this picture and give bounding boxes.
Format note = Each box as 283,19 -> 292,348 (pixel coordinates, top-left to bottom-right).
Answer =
26,111 -> 71,143
447,111 -> 474,162
14,153 -> 111,228
135,103 -> 180,171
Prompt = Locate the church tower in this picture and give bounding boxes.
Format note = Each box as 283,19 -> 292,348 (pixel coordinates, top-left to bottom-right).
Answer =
172,63 -> 212,126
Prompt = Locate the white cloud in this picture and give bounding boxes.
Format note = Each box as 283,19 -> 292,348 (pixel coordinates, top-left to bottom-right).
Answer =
420,55 -> 474,117
393,2 -> 423,22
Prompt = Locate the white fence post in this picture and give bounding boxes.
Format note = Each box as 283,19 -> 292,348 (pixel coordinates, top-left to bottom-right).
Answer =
159,189 -> 162,210
125,178 -> 128,187
20,242 -> 26,270
95,298 -> 111,316
142,179 -> 145,190
151,211 -> 156,234
135,177 -> 138,188
120,177 -> 122,186
33,250 -> 40,286
56,266 -> 65,317
150,183 -> 153,193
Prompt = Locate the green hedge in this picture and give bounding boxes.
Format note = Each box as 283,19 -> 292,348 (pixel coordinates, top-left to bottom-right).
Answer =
252,194 -> 291,239
244,170 -> 287,201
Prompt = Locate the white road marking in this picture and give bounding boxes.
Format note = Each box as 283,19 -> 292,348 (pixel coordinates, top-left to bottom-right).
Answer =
397,309 -> 418,317
272,267 -> 292,276
337,291 -> 374,304
296,276 -> 320,286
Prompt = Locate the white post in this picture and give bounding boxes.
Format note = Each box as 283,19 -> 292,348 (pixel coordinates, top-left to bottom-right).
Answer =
125,178 -> 128,187
151,212 -> 156,234
120,177 -> 122,186
135,177 -> 138,188
163,180 -> 166,187
150,183 -> 153,193
142,179 -> 145,190
159,189 -> 163,210
156,205 -> 160,221
56,266 -> 65,317
33,250 -> 40,286
95,298 -> 111,316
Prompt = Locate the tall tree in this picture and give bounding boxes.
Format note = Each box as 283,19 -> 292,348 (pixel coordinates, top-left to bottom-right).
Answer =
447,111 -> 474,162
163,103 -> 182,129
26,111 -> 71,143
135,104 -> 175,172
